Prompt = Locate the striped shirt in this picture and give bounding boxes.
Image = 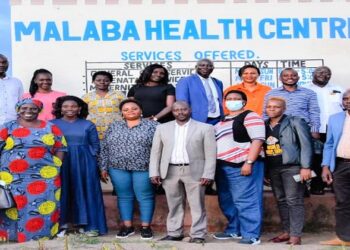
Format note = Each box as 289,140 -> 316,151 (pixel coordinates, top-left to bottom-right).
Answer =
263,86 -> 320,133
215,112 -> 265,164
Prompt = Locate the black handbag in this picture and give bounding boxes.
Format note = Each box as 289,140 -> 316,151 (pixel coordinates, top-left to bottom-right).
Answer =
0,184 -> 15,209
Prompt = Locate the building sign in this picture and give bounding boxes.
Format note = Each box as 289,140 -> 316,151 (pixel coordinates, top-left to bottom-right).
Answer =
2,0 -> 349,94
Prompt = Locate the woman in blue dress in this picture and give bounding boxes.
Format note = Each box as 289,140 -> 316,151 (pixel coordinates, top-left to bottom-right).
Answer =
51,95 -> 107,237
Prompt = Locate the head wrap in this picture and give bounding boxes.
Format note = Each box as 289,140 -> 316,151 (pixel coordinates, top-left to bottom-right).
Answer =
15,98 -> 43,113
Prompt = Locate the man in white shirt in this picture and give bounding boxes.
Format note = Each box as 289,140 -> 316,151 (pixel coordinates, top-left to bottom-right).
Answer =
0,54 -> 24,125
305,66 -> 343,195
149,101 -> 216,244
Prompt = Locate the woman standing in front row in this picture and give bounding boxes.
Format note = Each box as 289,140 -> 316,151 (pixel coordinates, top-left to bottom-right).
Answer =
0,99 -> 66,242
213,90 -> 265,245
52,96 -> 107,237
100,99 -> 158,240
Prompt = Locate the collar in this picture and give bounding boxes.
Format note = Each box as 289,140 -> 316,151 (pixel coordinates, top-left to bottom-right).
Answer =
197,74 -> 211,81
175,118 -> 191,127
0,76 -> 9,80
267,114 -> 287,125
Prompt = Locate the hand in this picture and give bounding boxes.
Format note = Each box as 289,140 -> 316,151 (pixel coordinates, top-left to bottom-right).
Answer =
263,177 -> 271,186
241,163 -> 252,176
100,170 -> 109,183
311,132 -> 320,140
150,176 -> 162,185
200,178 -> 213,186
299,168 -> 311,183
322,166 -> 333,185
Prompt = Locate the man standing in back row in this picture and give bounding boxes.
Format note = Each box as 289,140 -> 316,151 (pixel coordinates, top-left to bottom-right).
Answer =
0,54 -> 23,125
305,66 -> 344,195
176,59 -> 224,125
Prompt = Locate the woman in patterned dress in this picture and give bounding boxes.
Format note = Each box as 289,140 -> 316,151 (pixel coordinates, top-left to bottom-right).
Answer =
100,99 -> 158,240
82,71 -> 125,140
0,98 -> 66,242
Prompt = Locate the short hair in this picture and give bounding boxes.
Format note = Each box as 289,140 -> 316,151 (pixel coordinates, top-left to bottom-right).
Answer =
119,99 -> 143,112
0,54 -> 8,61
52,95 -> 89,119
279,67 -> 298,77
196,58 -> 214,67
135,64 -> 169,86
92,71 -> 113,82
29,68 -> 52,97
267,96 -> 286,108
238,65 -> 260,77
224,90 -> 248,102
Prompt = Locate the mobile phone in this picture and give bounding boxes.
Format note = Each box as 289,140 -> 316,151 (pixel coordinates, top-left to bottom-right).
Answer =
293,170 -> 317,182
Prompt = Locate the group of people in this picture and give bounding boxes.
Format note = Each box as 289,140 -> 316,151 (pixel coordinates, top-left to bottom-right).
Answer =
0,53 -> 349,246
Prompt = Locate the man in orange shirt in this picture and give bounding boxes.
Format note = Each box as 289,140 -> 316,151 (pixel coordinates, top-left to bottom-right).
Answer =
224,65 -> 271,116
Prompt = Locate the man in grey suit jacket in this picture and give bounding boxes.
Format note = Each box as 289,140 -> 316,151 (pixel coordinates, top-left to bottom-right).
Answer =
149,101 -> 216,243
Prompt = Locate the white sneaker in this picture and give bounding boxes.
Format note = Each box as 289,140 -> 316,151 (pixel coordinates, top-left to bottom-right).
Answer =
57,229 -> 66,238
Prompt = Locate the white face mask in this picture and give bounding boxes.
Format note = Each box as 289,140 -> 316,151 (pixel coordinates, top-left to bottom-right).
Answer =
225,100 -> 244,111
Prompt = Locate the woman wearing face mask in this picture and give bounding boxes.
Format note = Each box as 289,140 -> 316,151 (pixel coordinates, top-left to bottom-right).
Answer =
23,69 -> 66,121
0,98 -> 66,242
213,90 -> 265,245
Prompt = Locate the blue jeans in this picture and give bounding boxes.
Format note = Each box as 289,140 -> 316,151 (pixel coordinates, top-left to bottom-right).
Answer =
215,163 -> 262,239
108,168 -> 155,223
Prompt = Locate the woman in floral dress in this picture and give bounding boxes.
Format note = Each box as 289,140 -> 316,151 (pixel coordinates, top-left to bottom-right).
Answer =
0,98 -> 66,242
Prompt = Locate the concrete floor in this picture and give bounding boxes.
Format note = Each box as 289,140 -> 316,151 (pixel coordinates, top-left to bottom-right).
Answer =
0,231 -> 349,250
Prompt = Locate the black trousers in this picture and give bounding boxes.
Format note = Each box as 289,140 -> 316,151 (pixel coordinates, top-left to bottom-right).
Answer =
310,133 -> 327,192
333,159 -> 350,241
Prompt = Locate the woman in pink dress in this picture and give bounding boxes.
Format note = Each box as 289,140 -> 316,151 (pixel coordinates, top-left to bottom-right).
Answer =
23,69 -> 66,121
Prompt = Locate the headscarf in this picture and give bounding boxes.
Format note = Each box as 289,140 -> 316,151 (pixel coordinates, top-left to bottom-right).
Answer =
15,98 -> 43,113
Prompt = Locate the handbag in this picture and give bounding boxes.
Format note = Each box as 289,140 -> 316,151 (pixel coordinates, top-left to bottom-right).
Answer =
0,181 -> 15,209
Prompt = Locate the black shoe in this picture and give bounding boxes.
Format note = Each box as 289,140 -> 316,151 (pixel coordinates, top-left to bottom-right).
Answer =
160,235 -> 184,241
140,227 -> 153,240
311,190 -> 325,195
189,237 -> 205,244
115,226 -> 135,239
205,186 -> 217,195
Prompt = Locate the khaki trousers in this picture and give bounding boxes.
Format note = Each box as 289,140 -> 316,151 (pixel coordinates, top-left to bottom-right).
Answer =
162,165 -> 207,238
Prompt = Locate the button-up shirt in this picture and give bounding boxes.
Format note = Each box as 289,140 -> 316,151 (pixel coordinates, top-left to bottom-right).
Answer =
198,74 -> 221,118
0,76 -> 23,125
305,83 -> 344,133
337,112 -> 350,159
170,119 -> 191,164
263,86 -> 321,133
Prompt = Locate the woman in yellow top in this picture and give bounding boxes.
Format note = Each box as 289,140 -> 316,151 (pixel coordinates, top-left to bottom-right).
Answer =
82,71 -> 125,140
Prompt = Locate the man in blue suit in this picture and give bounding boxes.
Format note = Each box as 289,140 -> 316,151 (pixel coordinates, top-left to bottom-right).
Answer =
321,89 -> 350,246
176,59 -> 224,125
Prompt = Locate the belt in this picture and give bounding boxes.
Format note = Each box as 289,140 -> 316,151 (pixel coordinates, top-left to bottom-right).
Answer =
169,163 -> 189,167
336,157 -> 350,163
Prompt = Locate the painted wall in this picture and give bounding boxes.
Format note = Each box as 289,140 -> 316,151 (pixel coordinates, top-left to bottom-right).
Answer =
2,0 -> 349,95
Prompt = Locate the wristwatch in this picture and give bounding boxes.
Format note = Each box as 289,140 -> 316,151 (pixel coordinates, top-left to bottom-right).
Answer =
153,117 -> 158,121
246,160 -> 254,164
